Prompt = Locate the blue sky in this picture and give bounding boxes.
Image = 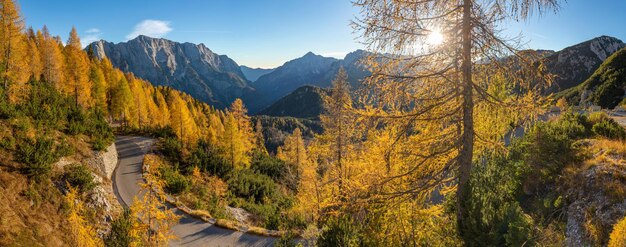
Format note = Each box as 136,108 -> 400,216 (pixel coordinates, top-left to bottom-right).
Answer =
19,0 -> 626,68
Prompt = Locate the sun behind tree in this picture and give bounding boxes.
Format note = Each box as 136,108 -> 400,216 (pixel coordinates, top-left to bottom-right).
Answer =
353,0 -> 561,243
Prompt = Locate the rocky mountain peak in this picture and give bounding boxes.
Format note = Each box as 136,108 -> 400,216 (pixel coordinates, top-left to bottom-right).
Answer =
554,36 -> 624,70
272,52 -> 339,75
588,36 -> 624,61
544,35 -> 625,92
87,36 -> 251,109
343,49 -> 368,64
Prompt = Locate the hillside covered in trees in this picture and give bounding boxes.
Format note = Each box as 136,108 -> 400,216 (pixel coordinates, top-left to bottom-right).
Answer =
0,0 -> 268,245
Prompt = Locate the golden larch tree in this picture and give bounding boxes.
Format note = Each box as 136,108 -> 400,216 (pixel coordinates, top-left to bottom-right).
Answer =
353,0 -> 561,239
40,25 -> 65,86
168,92 -> 199,146
315,68 -> 356,202
218,99 -> 254,168
128,76 -> 149,128
26,37 -> 42,81
0,0 -> 29,101
64,27 -> 91,108
110,74 -> 133,124
206,113 -> 224,145
278,127 -> 307,168
131,156 -> 179,246
89,63 -> 107,114
65,186 -> 103,247
229,98 -> 254,143
220,112 -> 250,168
154,88 -> 171,127
253,119 -> 268,155
145,87 -> 163,127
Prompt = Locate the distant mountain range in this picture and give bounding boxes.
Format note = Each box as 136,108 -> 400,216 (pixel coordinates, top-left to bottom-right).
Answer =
240,66 -> 275,82
259,36 -> 626,118
88,35 -> 252,109
88,35 -> 625,116
245,49 -> 371,113
88,36 -> 371,112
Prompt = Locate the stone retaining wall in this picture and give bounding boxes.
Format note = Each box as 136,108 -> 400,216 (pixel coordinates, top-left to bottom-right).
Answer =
86,143 -> 118,180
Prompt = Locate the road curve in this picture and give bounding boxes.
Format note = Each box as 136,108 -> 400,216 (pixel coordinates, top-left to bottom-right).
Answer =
112,136 -> 276,247
608,111 -> 626,127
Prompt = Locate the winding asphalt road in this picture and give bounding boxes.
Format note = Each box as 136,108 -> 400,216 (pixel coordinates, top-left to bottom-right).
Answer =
112,136 -> 275,247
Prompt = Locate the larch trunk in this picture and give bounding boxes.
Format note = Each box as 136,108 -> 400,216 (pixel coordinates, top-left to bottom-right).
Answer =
457,0 -> 475,238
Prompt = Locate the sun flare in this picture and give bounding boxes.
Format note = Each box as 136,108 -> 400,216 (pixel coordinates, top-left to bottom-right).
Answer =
426,30 -> 444,46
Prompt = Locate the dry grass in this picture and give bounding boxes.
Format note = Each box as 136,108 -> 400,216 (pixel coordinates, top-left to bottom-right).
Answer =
246,226 -> 269,236
0,116 -> 122,246
563,138 -> 626,209
0,170 -> 72,246
215,219 -> 242,231
186,209 -> 213,222
579,139 -> 626,170
584,139 -> 626,202
592,139 -> 626,157
246,226 -> 288,237
583,206 -> 608,246
535,222 -> 566,246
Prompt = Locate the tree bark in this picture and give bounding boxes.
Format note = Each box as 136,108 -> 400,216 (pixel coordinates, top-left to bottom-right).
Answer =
457,0 -> 474,238
74,83 -> 78,108
3,20 -> 12,96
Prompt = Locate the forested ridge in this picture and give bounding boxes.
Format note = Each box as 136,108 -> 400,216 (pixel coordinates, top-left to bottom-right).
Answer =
0,0 -> 264,245
0,0 -> 259,154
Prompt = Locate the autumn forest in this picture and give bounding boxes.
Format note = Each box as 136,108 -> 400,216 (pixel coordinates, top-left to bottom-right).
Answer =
1,0 -> 626,246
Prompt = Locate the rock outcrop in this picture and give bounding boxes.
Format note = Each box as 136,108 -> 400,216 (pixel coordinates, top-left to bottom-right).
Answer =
565,140 -> 626,246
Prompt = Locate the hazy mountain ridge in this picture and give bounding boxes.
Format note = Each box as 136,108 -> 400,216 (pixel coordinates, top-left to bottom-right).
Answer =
240,66 -> 275,82
89,35 -> 252,108
258,85 -> 329,119
245,49 -> 372,113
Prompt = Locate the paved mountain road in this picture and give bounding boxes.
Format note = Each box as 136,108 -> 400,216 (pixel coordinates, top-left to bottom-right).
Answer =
608,111 -> 626,127
112,136 -> 275,247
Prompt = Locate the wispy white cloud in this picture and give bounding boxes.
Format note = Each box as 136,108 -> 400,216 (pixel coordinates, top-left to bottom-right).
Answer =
529,31 -> 548,39
81,28 -> 103,48
85,28 -> 101,34
126,19 -> 173,40
320,51 -> 349,58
